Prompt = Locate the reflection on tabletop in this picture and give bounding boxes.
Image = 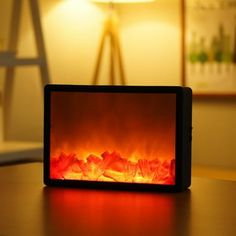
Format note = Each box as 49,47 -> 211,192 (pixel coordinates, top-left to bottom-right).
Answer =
43,187 -> 190,236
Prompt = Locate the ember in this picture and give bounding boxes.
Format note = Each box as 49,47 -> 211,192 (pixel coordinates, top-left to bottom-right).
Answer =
50,151 -> 175,185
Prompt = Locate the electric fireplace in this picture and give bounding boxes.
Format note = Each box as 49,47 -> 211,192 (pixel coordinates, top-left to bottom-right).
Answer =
44,85 -> 192,191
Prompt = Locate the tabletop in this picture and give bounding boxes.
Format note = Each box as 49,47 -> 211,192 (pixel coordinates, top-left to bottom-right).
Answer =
0,163 -> 236,236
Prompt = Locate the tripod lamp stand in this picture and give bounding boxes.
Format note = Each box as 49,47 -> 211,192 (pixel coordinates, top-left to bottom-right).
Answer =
91,0 -> 154,85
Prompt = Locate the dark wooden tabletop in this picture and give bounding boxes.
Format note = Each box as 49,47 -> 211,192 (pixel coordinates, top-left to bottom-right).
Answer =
0,163 -> 236,236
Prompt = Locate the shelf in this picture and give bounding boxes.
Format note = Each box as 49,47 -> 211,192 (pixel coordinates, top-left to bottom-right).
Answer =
192,165 -> 236,181
0,141 -> 43,165
0,51 -> 16,58
0,54 -> 42,67
0,1 -> 50,165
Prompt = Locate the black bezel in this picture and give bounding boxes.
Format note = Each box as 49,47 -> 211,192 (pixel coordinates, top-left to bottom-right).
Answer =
44,85 -> 192,192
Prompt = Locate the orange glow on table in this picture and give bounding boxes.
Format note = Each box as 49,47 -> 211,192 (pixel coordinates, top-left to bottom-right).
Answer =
43,187 -> 186,236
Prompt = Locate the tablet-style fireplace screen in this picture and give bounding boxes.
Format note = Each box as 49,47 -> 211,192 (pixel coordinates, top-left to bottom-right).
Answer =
44,85 -> 192,191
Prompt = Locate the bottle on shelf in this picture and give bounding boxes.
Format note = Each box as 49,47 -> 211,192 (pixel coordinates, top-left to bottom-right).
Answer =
208,36 -> 218,63
188,32 -> 199,64
233,25 -> 236,64
214,24 -> 224,63
198,36 -> 208,64
0,37 -> 4,51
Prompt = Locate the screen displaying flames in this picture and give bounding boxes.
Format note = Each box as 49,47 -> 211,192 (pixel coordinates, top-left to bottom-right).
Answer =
50,92 -> 176,185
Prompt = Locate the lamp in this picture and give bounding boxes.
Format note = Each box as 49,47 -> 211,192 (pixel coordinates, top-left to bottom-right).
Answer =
91,0 -> 154,85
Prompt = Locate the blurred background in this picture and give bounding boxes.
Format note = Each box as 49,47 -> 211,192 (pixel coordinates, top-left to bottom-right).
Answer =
0,0 -> 236,176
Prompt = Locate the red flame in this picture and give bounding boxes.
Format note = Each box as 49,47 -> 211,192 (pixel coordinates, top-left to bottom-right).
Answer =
50,151 -> 175,185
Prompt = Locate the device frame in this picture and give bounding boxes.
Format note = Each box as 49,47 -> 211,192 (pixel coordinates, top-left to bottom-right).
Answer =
44,85 -> 192,192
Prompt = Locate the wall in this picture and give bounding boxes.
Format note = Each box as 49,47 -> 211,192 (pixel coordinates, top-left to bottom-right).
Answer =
0,0 -> 236,169
193,98 -> 236,168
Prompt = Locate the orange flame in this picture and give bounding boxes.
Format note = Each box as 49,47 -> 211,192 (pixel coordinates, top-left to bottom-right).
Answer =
50,151 -> 175,185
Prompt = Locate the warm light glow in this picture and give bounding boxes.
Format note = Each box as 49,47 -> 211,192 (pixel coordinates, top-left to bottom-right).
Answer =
56,0 -> 97,17
91,0 -> 155,3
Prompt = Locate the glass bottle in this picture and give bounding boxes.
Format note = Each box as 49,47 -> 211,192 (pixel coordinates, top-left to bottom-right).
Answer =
188,32 -> 198,64
198,36 -> 208,64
